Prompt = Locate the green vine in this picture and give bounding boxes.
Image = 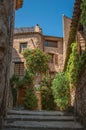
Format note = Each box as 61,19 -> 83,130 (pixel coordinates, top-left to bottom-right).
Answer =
66,43 -> 79,85
66,42 -> 86,85
78,50 -> 86,77
80,0 -> 86,27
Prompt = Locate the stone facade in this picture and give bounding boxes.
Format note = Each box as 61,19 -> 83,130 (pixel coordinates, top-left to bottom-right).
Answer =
10,25 -> 63,80
44,36 -> 63,73
63,15 -> 71,64
0,0 -> 23,129
0,0 -> 15,121
75,26 -> 86,126
63,0 -> 86,126
76,66 -> 86,126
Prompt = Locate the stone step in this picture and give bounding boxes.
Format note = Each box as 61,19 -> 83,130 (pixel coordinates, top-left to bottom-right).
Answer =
3,120 -> 84,130
5,115 -> 75,121
3,110 -> 84,130
7,110 -> 65,116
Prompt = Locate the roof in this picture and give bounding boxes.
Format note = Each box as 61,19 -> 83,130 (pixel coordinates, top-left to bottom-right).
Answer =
14,27 -> 63,41
64,0 -> 82,70
14,27 -> 35,34
44,35 -> 63,39
14,25 -> 42,35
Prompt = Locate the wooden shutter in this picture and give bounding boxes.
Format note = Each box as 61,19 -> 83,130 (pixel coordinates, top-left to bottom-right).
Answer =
14,62 -> 24,76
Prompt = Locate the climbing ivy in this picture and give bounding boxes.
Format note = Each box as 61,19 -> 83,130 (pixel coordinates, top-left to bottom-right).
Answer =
78,50 -> 86,77
66,43 -> 79,85
66,42 -> 86,85
80,0 -> 86,27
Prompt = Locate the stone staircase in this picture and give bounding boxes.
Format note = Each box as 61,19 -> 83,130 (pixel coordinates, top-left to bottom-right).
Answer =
3,110 -> 84,130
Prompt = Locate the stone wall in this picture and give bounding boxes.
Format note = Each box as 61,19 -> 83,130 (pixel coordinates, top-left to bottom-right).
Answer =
63,15 -> 71,64
44,40 -> 63,72
0,0 -> 14,128
76,66 -> 86,126
10,30 -> 63,78
10,32 -> 44,77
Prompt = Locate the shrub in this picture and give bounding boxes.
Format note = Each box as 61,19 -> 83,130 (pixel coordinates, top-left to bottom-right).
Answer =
23,88 -> 38,110
51,72 -> 70,110
41,86 -> 56,110
23,48 -> 50,74
34,85 -> 41,91
17,71 -> 34,89
10,75 -> 19,87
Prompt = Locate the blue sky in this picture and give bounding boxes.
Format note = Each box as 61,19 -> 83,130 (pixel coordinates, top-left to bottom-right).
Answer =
15,0 -> 75,37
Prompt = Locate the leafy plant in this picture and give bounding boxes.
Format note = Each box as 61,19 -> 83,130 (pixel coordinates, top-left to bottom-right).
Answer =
10,70 -> 34,89
66,43 -> 86,85
23,88 -> 38,110
17,71 -> 34,89
41,86 -> 56,110
10,75 -> 19,87
51,72 -> 70,110
23,48 -> 50,74
10,73 -> 34,106
80,0 -> 86,27
66,43 -> 79,85
77,50 -> 86,78
34,86 -> 41,91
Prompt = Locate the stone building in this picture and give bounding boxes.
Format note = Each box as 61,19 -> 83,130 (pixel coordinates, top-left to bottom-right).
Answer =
0,0 -> 23,129
10,24 -> 63,81
63,0 -> 86,126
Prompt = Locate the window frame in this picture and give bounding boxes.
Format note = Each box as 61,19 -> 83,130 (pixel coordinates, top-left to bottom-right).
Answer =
45,40 -> 58,48
19,42 -> 27,53
14,62 -> 24,76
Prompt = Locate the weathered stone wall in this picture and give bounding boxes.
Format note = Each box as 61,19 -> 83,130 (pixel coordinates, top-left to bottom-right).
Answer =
10,32 -> 44,77
76,66 -> 86,126
10,31 -> 63,78
44,39 -> 63,72
63,15 -> 71,64
0,0 -> 14,128
77,31 -> 86,52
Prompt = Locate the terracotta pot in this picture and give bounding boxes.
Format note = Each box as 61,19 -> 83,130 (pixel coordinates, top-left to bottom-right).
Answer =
35,91 -> 42,110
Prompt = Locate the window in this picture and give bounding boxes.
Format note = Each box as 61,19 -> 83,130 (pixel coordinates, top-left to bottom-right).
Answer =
14,62 -> 24,76
45,40 -> 58,48
20,42 -> 27,53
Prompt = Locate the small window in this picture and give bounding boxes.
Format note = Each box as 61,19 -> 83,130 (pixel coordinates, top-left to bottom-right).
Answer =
20,42 -> 27,53
45,40 -> 58,48
14,62 -> 24,76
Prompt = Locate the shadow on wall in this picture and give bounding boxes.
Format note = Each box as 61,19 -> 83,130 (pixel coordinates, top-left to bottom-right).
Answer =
75,67 -> 86,127
10,47 -> 25,108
